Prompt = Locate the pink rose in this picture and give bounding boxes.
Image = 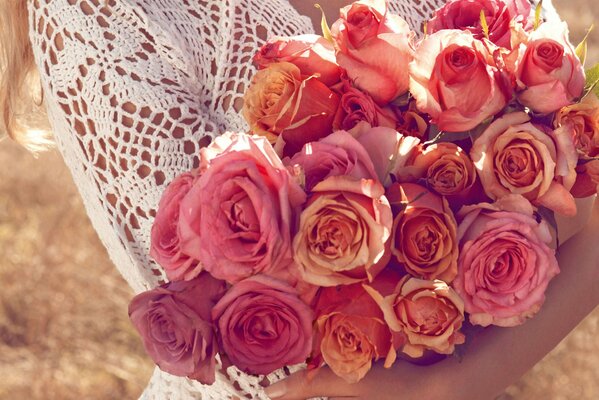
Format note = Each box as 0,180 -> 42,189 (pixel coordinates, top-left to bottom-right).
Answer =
331,0 -> 415,104
409,30 -> 510,132
179,134 -> 306,283
515,21 -> 585,114
454,195 -> 560,327
310,277 -> 397,383
128,274 -> 227,384
150,172 -> 202,281
253,34 -> 341,86
286,130 -> 378,191
293,176 -> 393,286
211,275 -> 313,375
334,84 -> 398,132
471,112 -> 578,216
428,0 -> 533,49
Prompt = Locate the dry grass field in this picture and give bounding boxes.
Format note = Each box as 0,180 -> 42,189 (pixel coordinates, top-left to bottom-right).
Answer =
1,1 -> 598,399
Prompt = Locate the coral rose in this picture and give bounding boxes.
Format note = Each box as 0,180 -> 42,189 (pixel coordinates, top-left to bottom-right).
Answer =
365,276 -> 465,357
572,160 -> 599,198
428,0 -> 533,49
243,62 -> 340,156
128,274 -> 227,384
515,21 -> 585,114
334,84 -> 398,132
310,279 -> 396,383
212,275 -> 313,375
387,183 -> 459,282
293,176 -> 393,286
286,130 -> 378,192
331,0 -> 415,104
454,195 -> 560,327
471,112 -> 578,216
555,92 -> 599,157
254,34 -> 341,86
409,30 -> 510,132
150,172 -> 202,281
179,134 -> 306,283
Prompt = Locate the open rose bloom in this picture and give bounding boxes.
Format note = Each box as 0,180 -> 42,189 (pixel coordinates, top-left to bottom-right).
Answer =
130,0 -> 597,387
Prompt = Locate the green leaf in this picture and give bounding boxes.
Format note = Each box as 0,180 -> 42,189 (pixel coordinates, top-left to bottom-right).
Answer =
584,62 -> 599,98
575,25 -> 594,67
314,4 -> 333,42
534,0 -> 543,30
480,10 -> 489,40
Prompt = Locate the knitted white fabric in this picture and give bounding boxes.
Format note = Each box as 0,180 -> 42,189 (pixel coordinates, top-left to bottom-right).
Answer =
27,0 -> 556,398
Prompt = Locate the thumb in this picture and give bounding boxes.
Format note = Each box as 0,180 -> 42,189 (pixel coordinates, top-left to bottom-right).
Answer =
264,367 -> 361,400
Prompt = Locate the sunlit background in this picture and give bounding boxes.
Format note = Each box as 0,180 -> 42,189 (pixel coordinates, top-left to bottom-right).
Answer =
1,1 -> 598,398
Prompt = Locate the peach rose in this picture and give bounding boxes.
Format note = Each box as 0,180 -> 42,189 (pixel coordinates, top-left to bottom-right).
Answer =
243,62 -> 340,156
555,92 -> 599,158
428,0 -> 532,49
387,183 -> 459,282
331,0 -> 415,105
515,21 -> 585,114
253,34 -> 341,86
410,30 -> 510,132
399,142 -> 477,198
355,126 -> 422,186
286,130 -> 378,191
454,195 -> 560,327
365,276 -> 465,358
310,279 -> 396,383
179,134 -> 306,283
293,176 -> 393,286
471,112 -> 578,216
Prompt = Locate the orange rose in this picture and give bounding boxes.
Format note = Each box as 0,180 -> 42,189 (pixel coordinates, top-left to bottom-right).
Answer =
310,280 -> 397,383
365,277 -> 465,358
243,62 -> 340,155
471,112 -> 578,216
293,176 -> 393,287
387,183 -> 458,282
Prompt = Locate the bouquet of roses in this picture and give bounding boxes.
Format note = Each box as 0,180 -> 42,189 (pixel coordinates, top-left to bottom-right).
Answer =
128,0 -> 599,386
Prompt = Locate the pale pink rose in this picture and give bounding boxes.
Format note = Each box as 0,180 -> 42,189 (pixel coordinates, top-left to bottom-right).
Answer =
179,134 -> 306,283
211,275 -> 313,375
386,183 -> 459,283
410,30 -> 510,132
454,195 -> 560,327
286,130 -> 378,191
293,176 -> 393,286
334,84 -> 398,132
128,274 -> 227,384
471,112 -> 577,216
515,21 -> 585,114
331,0 -> 415,104
428,0 -> 533,49
365,276 -> 465,358
355,126 -> 422,187
310,276 -> 397,383
150,172 -> 202,281
253,34 -> 341,86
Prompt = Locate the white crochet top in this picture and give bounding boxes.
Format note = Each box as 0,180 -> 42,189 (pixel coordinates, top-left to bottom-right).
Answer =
28,0 -> 556,398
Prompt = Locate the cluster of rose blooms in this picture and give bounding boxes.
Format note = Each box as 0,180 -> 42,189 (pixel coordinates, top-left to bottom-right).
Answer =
128,0 -> 599,387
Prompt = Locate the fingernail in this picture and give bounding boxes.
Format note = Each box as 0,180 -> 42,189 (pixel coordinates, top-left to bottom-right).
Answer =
264,382 -> 287,399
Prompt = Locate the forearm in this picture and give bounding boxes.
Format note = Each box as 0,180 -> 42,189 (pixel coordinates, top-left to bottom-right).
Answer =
429,209 -> 599,400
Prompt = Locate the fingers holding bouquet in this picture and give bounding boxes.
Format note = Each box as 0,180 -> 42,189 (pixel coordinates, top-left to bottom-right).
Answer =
127,0 -> 599,398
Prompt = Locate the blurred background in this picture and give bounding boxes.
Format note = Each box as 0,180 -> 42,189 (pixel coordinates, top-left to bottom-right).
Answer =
1,1 -> 598,399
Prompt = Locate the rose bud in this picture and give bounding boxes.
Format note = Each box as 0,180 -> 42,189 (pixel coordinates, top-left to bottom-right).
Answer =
515,21 -> 585,114
243,62 -> 340,156
293,176 -> 393,286
409,30 -> 510,132
331,0 -> 415,105
179,134 -> 306,283
128,274 -> 227,384
365,276 -> 465,358
211,275 -> 313,375
471,112 -> 578,216
253,34 -> 341,86
428,0 -> 533,49
387,183 -> 459,283
454,195 -> 560,327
